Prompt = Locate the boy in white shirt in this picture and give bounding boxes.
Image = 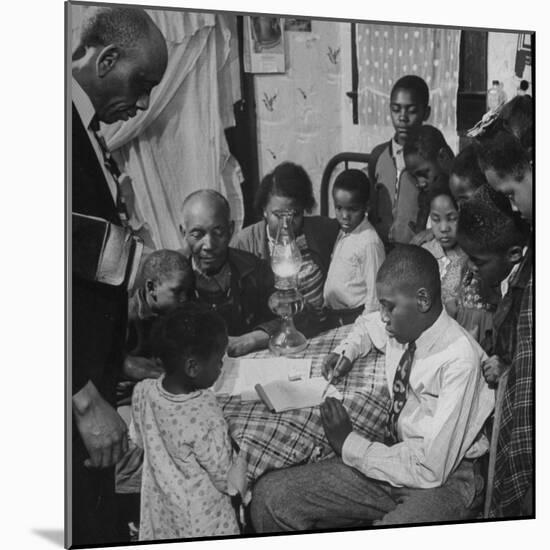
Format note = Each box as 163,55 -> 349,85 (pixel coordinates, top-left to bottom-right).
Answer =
324,170 -> 385,326
251,245 -> 494,530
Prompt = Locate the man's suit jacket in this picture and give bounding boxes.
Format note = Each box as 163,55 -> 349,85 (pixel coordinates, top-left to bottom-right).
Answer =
72,103 -> 127,404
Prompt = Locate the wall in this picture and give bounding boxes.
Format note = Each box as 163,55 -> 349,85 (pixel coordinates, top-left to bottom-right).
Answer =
253,20 -> 346,212
488,32 -> 532,103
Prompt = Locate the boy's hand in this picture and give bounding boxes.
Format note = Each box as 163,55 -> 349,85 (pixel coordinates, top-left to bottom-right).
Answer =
321,352 -> 352,381
320,397 -> 353,456
73,380 -> 129,468
409,228 -> 435,246
227,331 -> 269,357
482,355 -> 509,387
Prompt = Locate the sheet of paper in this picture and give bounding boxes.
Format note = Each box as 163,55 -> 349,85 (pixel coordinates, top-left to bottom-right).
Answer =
212,357 -> 242,396
259,377 -> 342,412
240,358 -> 310,386
213,357 -> 312,401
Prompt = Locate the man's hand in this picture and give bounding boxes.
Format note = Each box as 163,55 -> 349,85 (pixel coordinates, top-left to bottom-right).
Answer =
482,355 -> 509,387
410,228 -> 435,246
320,397 -> 353,456
123,355 -> 164,381
227,331 -> 269,357
73,380 -> 129,469
321,352 -> 352,381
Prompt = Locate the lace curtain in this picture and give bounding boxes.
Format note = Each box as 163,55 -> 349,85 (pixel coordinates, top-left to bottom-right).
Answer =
70,6 -> 243,249
356,24 -> 461,153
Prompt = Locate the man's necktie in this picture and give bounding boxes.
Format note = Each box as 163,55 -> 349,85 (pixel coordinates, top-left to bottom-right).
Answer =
386,341 -> 416,444
90,118 -> 130,227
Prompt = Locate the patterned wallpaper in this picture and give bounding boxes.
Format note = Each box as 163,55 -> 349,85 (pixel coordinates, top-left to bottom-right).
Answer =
253,20 -> 346,212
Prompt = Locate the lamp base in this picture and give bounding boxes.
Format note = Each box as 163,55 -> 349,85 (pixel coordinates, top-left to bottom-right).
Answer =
268,288 -> 307,356
268,322 -> 308,356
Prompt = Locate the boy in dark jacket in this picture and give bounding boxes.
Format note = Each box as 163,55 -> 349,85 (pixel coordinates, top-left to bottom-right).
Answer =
368,75 -> 431,248
457,180 -> 532,518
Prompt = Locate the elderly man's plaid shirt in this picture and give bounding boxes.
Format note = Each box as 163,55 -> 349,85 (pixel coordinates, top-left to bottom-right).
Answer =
490,259 -> 533,517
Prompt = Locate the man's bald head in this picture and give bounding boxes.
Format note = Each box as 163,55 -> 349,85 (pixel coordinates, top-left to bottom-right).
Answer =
181,190 -> 231,228
72,6 -> 168,124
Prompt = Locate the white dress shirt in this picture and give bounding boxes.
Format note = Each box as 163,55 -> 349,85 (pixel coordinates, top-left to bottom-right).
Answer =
334,309 -> 494,489
323,217 -> 385,311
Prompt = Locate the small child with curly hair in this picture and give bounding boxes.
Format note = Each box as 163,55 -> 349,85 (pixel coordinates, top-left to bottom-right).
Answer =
130,304 -> 241,540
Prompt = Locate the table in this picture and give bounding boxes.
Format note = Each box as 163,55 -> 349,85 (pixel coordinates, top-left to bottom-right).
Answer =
220,324 -> 391,483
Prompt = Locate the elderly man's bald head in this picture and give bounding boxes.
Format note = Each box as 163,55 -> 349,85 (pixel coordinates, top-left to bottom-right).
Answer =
180,190 -> 234,275
181,190 -> 231,227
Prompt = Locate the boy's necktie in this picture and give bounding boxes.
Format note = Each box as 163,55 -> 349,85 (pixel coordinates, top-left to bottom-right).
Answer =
386,341 -> 416,444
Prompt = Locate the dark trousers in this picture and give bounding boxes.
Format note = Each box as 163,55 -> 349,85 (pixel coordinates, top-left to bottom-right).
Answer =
251,458 -> 481,532
69,427 -> 123,548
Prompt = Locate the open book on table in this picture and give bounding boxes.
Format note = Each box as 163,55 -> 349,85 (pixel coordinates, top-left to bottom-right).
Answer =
213,357 -> 313,401
213,356 -> 343,411
255,378 -> 342,412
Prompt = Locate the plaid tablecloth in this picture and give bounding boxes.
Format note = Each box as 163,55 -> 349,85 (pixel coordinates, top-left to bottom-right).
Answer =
220,325 -> 391,483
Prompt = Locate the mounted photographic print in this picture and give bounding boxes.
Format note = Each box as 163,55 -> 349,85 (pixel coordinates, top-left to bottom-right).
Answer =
66,0 -> 534,548
244,15 -> 286,73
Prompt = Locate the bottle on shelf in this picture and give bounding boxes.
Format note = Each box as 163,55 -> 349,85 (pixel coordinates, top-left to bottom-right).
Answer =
487,80 -> 506,112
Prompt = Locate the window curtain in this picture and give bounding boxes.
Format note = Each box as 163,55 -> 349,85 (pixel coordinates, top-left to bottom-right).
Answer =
356,24 -> 461,153
70,7 -> 243,249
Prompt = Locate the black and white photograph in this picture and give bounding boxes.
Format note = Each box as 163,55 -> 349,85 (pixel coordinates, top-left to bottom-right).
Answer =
244,16 -> 286,72
64,0 -> 535,548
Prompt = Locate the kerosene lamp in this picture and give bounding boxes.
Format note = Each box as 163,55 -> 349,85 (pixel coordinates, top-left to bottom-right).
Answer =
268,210 -> 307,355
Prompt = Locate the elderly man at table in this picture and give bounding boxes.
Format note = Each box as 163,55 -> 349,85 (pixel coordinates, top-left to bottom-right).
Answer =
179,190 -> 275,357
251,245 -> 494,530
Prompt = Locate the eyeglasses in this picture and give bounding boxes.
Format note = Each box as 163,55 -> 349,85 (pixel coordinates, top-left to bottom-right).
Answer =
271,209 -> 302,219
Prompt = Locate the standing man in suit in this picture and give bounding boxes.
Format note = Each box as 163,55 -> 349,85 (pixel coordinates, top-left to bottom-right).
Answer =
70,6 -> 167,546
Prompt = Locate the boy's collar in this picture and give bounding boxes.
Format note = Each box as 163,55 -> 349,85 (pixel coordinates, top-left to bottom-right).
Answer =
413,309 -> 449,353
391,138 -> 404,158
339,215 -> 370,237
500,246 -> 529,297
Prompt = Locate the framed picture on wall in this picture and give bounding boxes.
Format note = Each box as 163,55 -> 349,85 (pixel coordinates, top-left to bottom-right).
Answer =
243,16 -> 286,73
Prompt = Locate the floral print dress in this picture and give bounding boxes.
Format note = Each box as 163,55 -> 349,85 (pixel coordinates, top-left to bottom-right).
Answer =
130,377 -> 239,541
